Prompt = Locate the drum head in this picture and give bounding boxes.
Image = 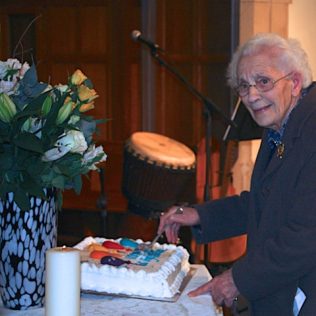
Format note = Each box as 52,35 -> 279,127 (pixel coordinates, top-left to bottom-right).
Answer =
128,132 -> 195,168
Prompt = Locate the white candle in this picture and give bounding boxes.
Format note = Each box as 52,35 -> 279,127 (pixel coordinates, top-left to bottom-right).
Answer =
45,246 -> 81,316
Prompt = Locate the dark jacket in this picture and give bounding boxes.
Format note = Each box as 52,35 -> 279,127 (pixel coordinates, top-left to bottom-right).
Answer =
192,84 -> 316,315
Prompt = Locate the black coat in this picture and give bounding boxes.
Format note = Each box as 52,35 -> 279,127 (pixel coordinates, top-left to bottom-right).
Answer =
192,84 -> 316,315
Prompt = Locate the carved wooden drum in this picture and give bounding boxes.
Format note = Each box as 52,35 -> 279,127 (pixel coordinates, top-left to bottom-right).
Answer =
122,132 -> 196,218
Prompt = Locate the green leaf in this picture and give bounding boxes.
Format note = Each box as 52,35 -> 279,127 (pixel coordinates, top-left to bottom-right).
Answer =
73,174 -> 82,194
26,158 -> 47,176
13,132 -> 44,153
0,183 -> 15,198
51,175 -> 66,189
0,123 -> 10,139
13,189 -> 31,211
56,190 -> 63,211
0,151 -> 14,170
20,174 -> 45,198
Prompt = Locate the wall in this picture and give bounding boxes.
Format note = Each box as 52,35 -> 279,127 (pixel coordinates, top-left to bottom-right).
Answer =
289,0 -> 316,78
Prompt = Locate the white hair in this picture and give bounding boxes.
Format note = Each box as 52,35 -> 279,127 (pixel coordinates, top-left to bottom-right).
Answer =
227,33 -> 313,89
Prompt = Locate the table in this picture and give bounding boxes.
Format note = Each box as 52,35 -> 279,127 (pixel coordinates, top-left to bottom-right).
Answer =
0,265 -> 223,316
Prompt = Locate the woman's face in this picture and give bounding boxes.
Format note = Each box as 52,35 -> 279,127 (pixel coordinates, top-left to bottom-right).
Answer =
237,53 -> 302,131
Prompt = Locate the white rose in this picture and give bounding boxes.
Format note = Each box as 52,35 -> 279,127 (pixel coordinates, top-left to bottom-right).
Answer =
6,58 -> 22,70
66,130 -> 88,153
68,115 -> 80,125
0,80 -> 17,94
42,145 -> 72,162
55,84 -> 69,93
82,145 -> 107,170
19,62 -> 30,77
42,130 -> 88,161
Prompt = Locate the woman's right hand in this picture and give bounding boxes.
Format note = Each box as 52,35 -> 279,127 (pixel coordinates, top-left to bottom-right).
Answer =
158,205 -> 200,243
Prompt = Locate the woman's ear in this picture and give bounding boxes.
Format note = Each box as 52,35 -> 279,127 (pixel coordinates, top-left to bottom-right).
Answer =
291,72 -> 303,97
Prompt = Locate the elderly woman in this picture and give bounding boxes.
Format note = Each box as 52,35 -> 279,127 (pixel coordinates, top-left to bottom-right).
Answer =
158,33 -> 316,315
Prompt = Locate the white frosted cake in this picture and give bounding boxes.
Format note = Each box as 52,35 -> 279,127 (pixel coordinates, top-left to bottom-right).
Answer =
74,236 -> 190,299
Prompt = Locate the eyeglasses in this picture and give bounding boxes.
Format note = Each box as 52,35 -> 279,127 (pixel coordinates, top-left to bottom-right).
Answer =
236,72 -> 292,97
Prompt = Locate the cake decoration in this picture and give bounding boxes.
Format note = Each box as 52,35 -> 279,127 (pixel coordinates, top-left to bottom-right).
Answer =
100,256 -> 131,266
75,236 -> 190,299
102,240 -> 126,250
120,238 -> 138,249
90,250 -> 116,260
125,248 -> 164,266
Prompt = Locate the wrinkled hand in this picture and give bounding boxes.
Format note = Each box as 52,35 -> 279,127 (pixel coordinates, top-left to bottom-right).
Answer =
158,206 -> 200,243
188,269 -> 239,307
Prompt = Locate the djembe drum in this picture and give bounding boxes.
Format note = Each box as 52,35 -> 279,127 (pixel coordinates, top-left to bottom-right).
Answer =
122,132 -> 196,218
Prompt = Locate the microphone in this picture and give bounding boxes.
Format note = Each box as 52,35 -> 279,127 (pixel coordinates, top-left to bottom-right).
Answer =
131,30 -> 161,51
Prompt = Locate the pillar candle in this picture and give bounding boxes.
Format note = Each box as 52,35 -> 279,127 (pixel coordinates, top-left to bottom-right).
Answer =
45,246 -> 81,316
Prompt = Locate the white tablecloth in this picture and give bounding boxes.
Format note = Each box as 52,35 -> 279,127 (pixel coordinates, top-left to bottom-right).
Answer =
0,264 -> 223,316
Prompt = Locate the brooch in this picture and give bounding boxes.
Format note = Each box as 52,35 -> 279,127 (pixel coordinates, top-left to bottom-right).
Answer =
276,143 -> 285,159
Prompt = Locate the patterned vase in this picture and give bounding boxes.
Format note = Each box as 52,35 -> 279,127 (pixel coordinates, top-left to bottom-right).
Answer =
0,189 -> 57,310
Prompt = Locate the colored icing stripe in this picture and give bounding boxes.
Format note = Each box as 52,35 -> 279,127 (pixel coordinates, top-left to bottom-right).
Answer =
100,256 -> 130,266
90,250 -> 115,259
120,238 -> 138,249
102,240 -> 125,250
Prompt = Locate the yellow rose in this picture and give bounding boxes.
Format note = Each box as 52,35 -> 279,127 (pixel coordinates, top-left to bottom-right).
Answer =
71,69 -> 87,85
78,85 -> 98,102
79,102 -> 95,113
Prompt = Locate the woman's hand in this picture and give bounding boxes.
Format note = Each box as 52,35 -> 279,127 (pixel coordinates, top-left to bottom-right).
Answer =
188,269 -> 239,307
158,205 -> 200,243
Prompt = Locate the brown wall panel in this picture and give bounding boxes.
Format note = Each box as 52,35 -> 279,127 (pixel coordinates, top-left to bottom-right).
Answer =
0,0 -> 233,213
47,8 -> 77,56
154,0 -> 232,149
162,0 -> 195,54
79,6 -> 108,55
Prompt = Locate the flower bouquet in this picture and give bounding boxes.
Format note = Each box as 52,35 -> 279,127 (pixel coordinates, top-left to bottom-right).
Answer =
0,58 -> 107,310
0,58 -> 107,211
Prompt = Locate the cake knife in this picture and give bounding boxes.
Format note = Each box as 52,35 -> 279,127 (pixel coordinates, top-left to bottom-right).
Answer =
140,206 -> 185,250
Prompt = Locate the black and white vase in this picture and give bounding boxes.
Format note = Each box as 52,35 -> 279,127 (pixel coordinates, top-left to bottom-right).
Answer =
0,189 -> 57,310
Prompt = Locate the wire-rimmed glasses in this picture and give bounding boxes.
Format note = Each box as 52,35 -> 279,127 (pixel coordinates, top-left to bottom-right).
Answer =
236,72 -> 292,97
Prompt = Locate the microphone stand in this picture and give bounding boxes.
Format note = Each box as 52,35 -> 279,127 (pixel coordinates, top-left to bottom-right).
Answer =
146,46 -> 236,266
